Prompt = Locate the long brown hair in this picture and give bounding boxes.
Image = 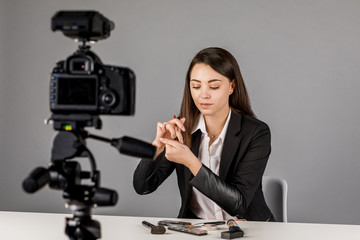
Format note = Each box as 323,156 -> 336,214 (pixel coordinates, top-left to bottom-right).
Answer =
179,47 -> 255,147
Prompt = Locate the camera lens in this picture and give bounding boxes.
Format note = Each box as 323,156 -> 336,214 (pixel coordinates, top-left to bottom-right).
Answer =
101,91 -> 116,107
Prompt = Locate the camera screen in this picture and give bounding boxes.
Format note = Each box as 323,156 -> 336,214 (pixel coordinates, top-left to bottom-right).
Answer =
58,77 -> 97,105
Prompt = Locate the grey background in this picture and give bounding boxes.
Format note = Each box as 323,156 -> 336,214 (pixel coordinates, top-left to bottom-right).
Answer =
1,0 -> 359,225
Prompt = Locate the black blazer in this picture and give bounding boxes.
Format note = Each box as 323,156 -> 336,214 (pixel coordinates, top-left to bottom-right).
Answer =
133,111 -> 274,221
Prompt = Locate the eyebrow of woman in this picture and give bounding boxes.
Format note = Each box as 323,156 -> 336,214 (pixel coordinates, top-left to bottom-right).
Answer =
190,79 -> 223,83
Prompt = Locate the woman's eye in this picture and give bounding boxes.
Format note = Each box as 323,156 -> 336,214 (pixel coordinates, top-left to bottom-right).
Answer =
192,86 -> 200,89
210,86 -> 219,89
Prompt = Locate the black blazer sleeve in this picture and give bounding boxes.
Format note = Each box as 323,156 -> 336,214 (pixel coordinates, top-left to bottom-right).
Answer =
133,151 -> 176,195
189,120 -> 271,218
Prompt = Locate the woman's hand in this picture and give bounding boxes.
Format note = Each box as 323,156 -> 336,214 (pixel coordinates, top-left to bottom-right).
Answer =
159,138 -> 202,176
152,117 -> 186,158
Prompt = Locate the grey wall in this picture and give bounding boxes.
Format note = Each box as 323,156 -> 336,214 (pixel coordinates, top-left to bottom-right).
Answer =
1,0 -> 359,225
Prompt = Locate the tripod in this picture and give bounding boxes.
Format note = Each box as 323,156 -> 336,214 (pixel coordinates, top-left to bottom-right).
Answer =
23,114 -> 155,240
65,202 -> 101,240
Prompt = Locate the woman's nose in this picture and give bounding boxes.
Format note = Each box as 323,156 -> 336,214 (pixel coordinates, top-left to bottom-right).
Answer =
200,87 -> 210,99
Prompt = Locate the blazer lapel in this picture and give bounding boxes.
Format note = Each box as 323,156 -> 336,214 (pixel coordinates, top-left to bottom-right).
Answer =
182,129 -> 202,210
219,111 -> 242,179
191,129 -> 202,158
185,129 -> 201,181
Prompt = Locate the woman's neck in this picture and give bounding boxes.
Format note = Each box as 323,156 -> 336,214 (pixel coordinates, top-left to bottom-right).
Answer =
203,107 -> 230,138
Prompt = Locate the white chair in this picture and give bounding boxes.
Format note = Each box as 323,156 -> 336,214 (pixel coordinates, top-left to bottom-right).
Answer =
262,176 -> 288,222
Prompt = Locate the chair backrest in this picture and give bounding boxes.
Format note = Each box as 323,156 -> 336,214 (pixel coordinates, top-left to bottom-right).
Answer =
262,176 -> 288,222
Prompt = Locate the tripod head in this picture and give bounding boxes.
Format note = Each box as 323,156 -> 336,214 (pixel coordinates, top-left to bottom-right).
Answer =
23,114 -> 156,239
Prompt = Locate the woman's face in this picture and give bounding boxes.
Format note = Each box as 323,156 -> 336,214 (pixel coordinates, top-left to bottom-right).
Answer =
190,63 -> 234,118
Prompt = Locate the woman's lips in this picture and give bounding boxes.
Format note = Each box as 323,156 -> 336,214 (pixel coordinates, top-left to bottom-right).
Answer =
199,103 -> 212,109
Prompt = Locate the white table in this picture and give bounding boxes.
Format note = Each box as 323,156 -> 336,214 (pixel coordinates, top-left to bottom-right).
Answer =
0,211 -> 359,239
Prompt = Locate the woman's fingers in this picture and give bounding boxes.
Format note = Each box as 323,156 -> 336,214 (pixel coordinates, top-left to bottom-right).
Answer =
175,127 -> 184,143
164,122 -> 177,139
166,123 -> 184,143
168,118 -> 186,132
155,116 -> 186,144
160,138 -> 185,149
159,138 -> 175,148
157,122 -> 166,133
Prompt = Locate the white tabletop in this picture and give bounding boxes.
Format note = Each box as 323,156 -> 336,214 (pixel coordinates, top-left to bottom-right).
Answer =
0,211 -> 359,240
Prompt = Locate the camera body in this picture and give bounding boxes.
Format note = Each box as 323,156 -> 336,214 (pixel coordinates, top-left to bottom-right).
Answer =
49,10 -> 135,116
50,49 -> 135,115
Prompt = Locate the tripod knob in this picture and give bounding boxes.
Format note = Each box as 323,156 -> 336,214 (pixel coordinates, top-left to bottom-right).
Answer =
22,167 -> 50,193
93,187 -> 118,206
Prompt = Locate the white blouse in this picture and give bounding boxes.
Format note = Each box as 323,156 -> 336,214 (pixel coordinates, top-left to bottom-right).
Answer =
189,110 -> 234,220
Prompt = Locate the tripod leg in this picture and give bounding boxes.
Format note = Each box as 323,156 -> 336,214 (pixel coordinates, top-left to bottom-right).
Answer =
65,217 -> 101,240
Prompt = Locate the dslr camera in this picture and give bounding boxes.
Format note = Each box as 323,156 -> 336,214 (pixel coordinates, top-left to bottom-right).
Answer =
50,11 -> 135,115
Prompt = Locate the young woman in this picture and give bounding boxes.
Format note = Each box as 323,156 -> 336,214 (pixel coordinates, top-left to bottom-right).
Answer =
133,47 -> 275,221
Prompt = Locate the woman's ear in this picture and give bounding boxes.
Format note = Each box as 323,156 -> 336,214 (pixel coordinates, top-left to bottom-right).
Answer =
230,80 -> 235,94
